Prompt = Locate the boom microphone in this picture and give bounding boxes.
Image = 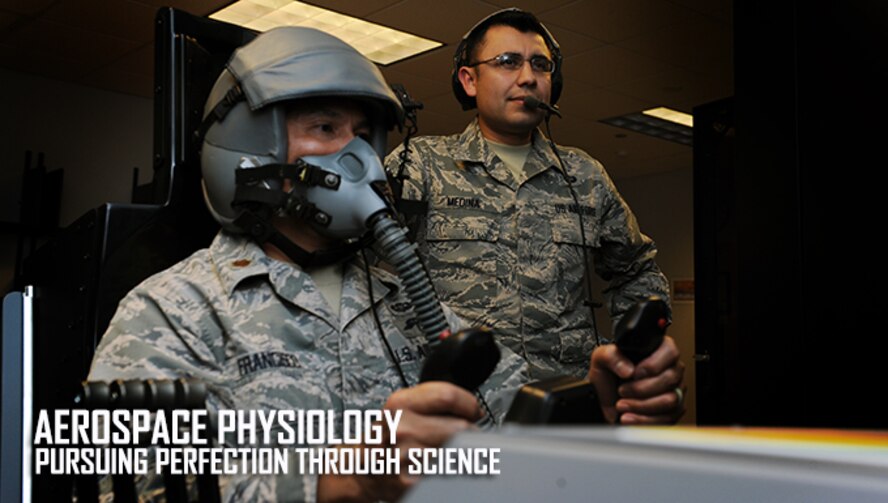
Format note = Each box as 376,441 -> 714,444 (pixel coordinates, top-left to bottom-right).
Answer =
523,96 -> 562,118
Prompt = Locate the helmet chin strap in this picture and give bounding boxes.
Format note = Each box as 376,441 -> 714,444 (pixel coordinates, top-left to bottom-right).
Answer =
233,208 -> 370,268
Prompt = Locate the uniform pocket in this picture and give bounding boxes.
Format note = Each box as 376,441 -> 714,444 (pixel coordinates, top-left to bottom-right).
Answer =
426,210 -> 500,242
550,212 -> 599,283
551,213 -> 599,248
423,209 -> 501,316
425,210 -> 500,275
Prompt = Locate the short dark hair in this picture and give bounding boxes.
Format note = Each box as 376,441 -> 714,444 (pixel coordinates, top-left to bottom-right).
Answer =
463,10 -> 554,64
452,8 -> 564,109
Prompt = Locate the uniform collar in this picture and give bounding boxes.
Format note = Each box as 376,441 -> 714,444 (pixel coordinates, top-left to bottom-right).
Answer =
452,118 -> 563,189
210,231 -> 399,330
339,260 -> 398,330
211,231 -> 272,297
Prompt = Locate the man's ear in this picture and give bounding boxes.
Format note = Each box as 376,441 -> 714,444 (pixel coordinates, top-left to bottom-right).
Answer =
457,67 -> 477,98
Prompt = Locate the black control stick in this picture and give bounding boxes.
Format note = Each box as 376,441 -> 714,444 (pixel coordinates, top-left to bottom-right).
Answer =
419,327 -> 500,391
614,296 -> 669,363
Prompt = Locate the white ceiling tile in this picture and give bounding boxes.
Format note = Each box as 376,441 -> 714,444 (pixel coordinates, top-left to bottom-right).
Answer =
367,0 -> 494,43
545,23 -> 607,58
415,92 -> 474,122
558,85 -> 656,121
483,0 -> 578,15
300,0 -> 404,18
380,67 -> 451,102
612,65 -> 732,110
540,0 -> 695,44
386,46 -> 456,85
563,44 -> 670,89
618,13 -> 732,77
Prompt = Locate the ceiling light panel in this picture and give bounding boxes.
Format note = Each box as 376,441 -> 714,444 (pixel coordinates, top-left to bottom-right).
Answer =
601,108 -> 694,146
210,0 -> 442,65
642,107 -> 694,128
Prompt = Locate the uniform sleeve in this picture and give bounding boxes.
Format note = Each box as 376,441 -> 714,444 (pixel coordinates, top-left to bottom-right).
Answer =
89,287 -> 222,383
89,288 -> 321,503
592,166 -> 672,326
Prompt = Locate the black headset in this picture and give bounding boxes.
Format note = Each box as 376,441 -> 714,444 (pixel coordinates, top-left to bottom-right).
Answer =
451,8 -> 564,111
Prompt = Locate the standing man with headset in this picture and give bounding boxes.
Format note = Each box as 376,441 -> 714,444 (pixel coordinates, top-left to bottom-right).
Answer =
386,8 -> 684,424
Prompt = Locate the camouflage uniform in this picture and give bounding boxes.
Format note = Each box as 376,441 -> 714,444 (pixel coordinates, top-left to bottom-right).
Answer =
386,119 -> 670,380
89,230 -> 527,502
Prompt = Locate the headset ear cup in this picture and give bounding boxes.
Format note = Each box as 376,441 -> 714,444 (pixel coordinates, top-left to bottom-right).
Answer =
550,50 -> 563,105
451,38 -> 475,110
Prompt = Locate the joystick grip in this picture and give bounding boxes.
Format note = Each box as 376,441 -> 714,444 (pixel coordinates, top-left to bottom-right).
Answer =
419,327 -> 500,390
614,296 -> 670,364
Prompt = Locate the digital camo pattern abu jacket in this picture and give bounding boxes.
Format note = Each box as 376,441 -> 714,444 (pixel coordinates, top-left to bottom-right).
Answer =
386,119 -> 670,380
90,230 -> 527,502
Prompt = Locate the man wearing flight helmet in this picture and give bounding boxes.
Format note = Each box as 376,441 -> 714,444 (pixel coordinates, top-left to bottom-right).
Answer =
386,9 -> 683,424
90,27 -> 525,501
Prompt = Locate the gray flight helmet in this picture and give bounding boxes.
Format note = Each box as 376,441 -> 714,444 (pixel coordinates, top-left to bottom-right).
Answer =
200,26 -> 404,232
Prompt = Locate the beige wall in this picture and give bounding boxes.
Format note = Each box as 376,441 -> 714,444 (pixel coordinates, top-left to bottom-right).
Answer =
610,166 -> 696,424
0,68 -> 154,228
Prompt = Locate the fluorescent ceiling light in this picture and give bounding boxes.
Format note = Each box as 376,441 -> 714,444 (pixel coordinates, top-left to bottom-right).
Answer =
209,0 -> 442,65
600,108 -> 694,146
642,107 -> 694,128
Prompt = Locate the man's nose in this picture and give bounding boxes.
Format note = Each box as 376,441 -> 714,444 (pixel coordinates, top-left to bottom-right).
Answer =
516,61 -> 537,86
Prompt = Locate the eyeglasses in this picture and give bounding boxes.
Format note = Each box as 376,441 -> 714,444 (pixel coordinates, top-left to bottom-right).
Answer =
468,52 -> 555,73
